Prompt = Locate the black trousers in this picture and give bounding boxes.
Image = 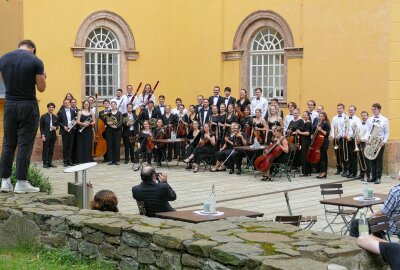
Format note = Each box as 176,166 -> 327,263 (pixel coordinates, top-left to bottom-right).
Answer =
347,139 -> 358,176
185,145 -> 195,160
193,146 -> 214,164
71,130 -> 79,164
216,149 -> 234,169
62,130 -> 75,163
154,144 -> 167,163
301,140 -> 311,175
0,101 -> 39,180
42,131 -> 56,165
123,131 -> 135,162
318,142 -> 329,173
106,128 -> 122,163
174,135 -> 185,158
231,150 -> 245,170
359,142 -> 371,176
371,145 -> 385,180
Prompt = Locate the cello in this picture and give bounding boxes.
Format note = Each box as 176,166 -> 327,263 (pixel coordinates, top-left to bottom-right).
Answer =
254,137 -> 284,173
306,121 -> 325,164
92,92 -> 107,157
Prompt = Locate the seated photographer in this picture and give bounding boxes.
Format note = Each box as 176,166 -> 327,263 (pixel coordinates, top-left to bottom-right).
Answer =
132,166 -> 176,217
90,190 -> 119,212
356,235 -> 400,270
350,169 -> 400,238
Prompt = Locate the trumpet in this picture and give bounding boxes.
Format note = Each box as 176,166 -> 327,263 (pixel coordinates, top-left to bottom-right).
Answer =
342,118 -> 349,162
333,124 -> 339,150
78,116 -> 93,133
67,117 -> 77,132
352,122 -> 360,152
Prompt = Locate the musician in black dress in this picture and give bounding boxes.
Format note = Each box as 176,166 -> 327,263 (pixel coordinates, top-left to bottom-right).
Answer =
240,106 -> 253,144
266,104 -> 283,145
184,123 -> 216,173
251,108 -> 267,145
122,103 -> 138,164
218,103 -> 227,148
70,98 -> 80,164
106,101 -> 123,165
287,108 -> 304,170
297,111 -> 312,176
153,119 -> 167,166
223,104 -> 238,138
134,120 -> 154,170
162,105 -> 177,161
235,89 -> 251,113
188,105 -> 198,128
209,105 -> 220,139
183,120 -> 201,169
76,100 -> 95,164
316,112 -> 331,178
260,127 -> 289,181
175,104 -> 189,159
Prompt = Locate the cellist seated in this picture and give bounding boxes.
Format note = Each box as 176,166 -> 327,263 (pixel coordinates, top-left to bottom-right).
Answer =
255,126 -> 289,181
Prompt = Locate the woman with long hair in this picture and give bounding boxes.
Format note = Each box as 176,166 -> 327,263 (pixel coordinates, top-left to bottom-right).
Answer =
106,101 -> 123,165
266,104 -> 283,145
235,89 -> 251,113
138,83 -> 156,109
316,112 -> 331,178
184,120 -> 201,169
76,100 -> 95,163
251,108 -> 268,145
297,111 -> 312,176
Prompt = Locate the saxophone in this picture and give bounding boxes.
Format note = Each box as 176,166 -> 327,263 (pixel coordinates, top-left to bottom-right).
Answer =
364,123 -> 384,160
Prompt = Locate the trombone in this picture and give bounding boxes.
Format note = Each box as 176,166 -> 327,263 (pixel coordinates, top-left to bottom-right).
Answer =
333,123 -> 342,166
342,119 -> 349,162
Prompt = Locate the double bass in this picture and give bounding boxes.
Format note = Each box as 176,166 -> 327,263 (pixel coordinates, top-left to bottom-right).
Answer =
306,121 -> 325,164
92,92 -> 107,157
254,137 -> 284,173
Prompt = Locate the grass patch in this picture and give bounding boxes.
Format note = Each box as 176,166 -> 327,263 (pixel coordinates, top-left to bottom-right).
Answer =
193,233 -> 209,240
260,243 -> 276,255
10,164 -> 53,194
0,243 -> 115,270
266,230 -> 294,237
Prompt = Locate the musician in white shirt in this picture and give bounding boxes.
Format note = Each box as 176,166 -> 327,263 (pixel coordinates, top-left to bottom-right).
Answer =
111,89 -> 127,114
283,101 -> 297,134
307,100 -> 319,124
346,105 -> 362,179
357,111 -> 371,181
123,85 -> 137,108
171,98 -> 188,115
330,103 -> 348,176
138,83 -> 156,109
250,87 -> 268,118
365,103 -> 390,185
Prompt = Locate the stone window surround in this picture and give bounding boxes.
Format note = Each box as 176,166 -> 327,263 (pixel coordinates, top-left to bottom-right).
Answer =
71,10 -> 138,100
223,10 -> 303,103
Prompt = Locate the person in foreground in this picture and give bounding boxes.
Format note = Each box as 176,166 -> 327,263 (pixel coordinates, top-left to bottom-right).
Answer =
132,166 -> 176,217
90,190 -> 119,212
0,40 -> 46,193
356,235 -> 400,270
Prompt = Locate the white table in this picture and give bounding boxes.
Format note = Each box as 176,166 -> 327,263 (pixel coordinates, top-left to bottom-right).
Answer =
64,162 -> 97,209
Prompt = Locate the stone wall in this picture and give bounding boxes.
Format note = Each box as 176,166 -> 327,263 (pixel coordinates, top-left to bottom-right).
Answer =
0,193 -> 388,270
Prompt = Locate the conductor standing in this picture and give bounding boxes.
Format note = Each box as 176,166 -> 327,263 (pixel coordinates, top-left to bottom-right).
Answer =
0,40 -> 46,193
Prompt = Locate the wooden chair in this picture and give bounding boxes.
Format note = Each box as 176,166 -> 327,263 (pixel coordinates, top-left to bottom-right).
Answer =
275,215 -> 302,227
272,150 -> 296,182
320,183 -> 356,234
136,200 -> 146,216
369,215 -> 391,241
283,191 -> 317,229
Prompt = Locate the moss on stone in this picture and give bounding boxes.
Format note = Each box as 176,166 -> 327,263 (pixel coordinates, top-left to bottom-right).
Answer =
193,233 -> 209,240
260,243 -> 276,255
266,230 -> 294,237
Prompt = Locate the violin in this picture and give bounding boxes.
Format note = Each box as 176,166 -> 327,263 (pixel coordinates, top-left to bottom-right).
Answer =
235,106 -> 244,120
177,115 -> 186,136
155,127 -> 167,147
146,134 -> 155,150
198,132 -> 213,147
253,128 -> 262,143
254,137 -> 284,173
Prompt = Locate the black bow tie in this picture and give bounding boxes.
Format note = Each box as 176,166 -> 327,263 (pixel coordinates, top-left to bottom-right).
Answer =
256,98 -> 260,100
349,117 -> 353,119
338,115 -> 342,117
362,123 -> 366,125
127,94 -> 131,97
160,105 -> 164,107
117,98 -> 120,100
374,116 -> 379,118
289,113 -> 293,115
204,109 -> 209,112
225,97 -> 229,100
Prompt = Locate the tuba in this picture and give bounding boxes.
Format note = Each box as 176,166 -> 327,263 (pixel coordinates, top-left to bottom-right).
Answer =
364,123 -> 384,160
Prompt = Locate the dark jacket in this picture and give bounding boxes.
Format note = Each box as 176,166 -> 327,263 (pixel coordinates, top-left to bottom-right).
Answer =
39,113 -> 58,138
132,181 -> 176,217
208,95 -> 225,108
223,96 -> 237,107
140,109 -> 161,122
57,108 -> 77,135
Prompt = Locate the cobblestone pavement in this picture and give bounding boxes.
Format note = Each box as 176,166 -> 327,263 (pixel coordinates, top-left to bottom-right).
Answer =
38,160 -> 398,232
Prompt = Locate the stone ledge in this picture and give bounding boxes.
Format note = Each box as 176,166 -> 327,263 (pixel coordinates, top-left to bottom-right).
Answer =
0,192 -> 388,269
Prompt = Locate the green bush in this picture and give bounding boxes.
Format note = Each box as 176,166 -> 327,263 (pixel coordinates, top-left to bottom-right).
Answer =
10,164 -> 53,194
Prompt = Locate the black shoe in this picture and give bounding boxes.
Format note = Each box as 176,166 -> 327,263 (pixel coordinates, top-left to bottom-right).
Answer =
236,169 -> 242,175
229,169 -> 234,174
367,178 -> 376,183
185,164 -> 192,170
347,174 -> 354,179
356,175 -> 365,180
366,176 -> 371,182
108,162 -> 113,165
49,163 -> 57,168
374,179 -> 381,184
316,174 -> 327,179
299,174 -> 311,177
43,163 -> 50,168
125,160 -> 129,164
114,162 -> 120,165
335,171 -> 342,175
67,162 -> 75,166
63,162 -> 68,167
157,162 -> 162,167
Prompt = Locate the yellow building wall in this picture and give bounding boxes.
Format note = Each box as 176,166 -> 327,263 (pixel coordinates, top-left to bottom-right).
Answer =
0,0 -> 23,55
21,0 -> 392,137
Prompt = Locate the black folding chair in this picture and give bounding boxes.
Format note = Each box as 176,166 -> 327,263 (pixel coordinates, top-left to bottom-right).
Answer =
272,150 -> 296,182
369,215 -> 391,242
275,215 -> 302,227
320,184 -> 356,234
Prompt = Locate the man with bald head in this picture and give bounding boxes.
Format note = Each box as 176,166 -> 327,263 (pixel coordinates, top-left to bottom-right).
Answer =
132,166 -> 176,217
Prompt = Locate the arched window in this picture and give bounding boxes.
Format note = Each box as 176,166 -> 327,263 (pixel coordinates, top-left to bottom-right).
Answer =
85,28 -> 120,98
250,27 -> 284,99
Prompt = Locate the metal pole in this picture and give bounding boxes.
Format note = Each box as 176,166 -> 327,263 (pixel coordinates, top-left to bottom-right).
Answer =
82,170 -> 87,209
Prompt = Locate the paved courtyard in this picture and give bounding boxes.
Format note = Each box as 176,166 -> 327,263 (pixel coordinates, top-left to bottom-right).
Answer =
37,160 -> 398,232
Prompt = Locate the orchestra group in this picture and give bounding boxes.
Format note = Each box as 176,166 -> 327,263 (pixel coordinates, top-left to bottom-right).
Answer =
40,84 -> 389,184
